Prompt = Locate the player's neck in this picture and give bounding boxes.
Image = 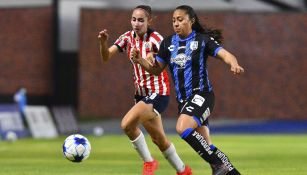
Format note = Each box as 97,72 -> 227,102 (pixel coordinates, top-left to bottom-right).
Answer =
179,29 -> 193,39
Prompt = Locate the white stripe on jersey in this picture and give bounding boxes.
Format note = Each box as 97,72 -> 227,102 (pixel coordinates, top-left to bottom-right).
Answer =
153,76 -> 159,94
132,63 -> 141,95
161,72 -> 167,95
138,66 -> 146,96
140,37 -> 150,96
146,74 -> 153,95
149,32 -> 163,50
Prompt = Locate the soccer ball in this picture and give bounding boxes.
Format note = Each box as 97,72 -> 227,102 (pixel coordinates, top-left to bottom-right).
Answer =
62,134 -> 91,162
5,131 -> 18,142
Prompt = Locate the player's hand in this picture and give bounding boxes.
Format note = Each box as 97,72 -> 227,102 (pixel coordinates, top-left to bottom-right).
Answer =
231,64 -> 244,75
131,48 -> 141,64
98,29 -> 109,43
145,52 -> 156,67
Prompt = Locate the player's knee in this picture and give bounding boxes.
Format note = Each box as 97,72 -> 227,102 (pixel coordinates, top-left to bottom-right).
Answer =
120,120 -> 134,133
176,114 -> 197,135
121,114 -> 139,132
120,120 -> 126,130
176,125 -> 189,135
178,128 -> 194,139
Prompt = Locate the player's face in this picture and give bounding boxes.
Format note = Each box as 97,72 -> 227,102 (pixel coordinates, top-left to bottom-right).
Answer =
131,9 -> 149,37
172,9 -> 193,38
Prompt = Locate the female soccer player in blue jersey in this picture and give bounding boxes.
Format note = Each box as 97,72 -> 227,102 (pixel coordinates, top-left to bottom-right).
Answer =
98,5 -> 191,175
131,5 -> 244,175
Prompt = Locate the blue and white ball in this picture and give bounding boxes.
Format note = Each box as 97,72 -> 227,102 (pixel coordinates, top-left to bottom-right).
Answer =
62,134 -> 91,162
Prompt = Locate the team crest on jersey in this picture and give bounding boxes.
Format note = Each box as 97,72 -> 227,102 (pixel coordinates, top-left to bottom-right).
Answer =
190,41 -> 198,50
171,53 -> 191,68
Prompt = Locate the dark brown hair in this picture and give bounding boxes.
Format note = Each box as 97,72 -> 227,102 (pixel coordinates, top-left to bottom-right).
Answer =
175,5 -> 223,43
134,5 -> 152,19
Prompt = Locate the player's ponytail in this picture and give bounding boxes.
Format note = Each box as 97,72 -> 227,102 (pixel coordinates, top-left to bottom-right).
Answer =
175,5 -> 223,43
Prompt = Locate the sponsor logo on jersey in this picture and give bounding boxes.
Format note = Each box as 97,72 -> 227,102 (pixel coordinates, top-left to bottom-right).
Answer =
202,107 -> 210,120
171,53 -> 191,68
185,106 -> 194,112
190,41 -> 198,50
191,94 -> 205,106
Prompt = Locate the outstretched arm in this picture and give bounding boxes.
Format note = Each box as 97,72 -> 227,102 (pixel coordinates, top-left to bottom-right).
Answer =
216,48 -> 244,75
131,49 -> 166,76
98,29 -> 119,62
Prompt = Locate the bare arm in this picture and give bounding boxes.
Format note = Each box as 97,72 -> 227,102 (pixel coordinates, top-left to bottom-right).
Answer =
131,49 -> 166,76
98,29 -> 119,62
216,48 -> 244,75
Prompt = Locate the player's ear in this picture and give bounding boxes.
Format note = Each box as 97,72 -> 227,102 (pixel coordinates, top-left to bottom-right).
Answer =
191,18 -> 195,25
147,17 -> 153,26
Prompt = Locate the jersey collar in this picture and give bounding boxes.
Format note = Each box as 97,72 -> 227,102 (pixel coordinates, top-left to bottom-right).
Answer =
132,28 -> 154,41
175,30 -> 196,42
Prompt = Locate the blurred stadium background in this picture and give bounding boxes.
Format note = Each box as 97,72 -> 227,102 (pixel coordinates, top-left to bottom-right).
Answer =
0,0 -> 307,138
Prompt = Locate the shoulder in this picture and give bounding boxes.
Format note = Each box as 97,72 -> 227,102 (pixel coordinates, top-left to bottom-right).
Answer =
161,35 -> 175,44
117,31 -> 132,41
123,30 -> 133,36
199,33 -> 220,44
165,34 -> 174,40
196,33 -> 221,47
194,32 -> 209,41
149,29 -> 163,42
158,35 -> 175,53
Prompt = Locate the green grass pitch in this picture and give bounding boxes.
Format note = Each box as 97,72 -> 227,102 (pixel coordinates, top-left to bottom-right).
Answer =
0,134 -> 306,175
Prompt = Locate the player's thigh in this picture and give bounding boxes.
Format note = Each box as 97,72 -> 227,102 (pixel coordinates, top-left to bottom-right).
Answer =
141,94 -> 169,135
139,93 -> 169,123
122,101 -> 155,126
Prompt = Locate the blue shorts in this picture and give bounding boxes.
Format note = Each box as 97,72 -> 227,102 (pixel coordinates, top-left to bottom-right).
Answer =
134,93 -> 169,114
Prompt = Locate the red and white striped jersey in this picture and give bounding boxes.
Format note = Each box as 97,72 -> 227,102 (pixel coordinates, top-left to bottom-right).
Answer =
114,29 -> 170,96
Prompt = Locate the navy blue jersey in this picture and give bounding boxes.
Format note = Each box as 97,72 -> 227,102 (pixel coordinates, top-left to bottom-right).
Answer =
156,31 -> 222,102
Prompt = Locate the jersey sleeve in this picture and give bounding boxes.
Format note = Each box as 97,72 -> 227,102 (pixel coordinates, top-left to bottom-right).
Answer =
156,39 -> 170,64
150,31 -> 163,54
114,32 -> 129,52
205,36 -> 223,57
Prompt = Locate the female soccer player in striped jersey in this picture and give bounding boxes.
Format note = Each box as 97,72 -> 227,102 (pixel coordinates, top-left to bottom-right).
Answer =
131,5 -> 244,175
98,5 -> 191,175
